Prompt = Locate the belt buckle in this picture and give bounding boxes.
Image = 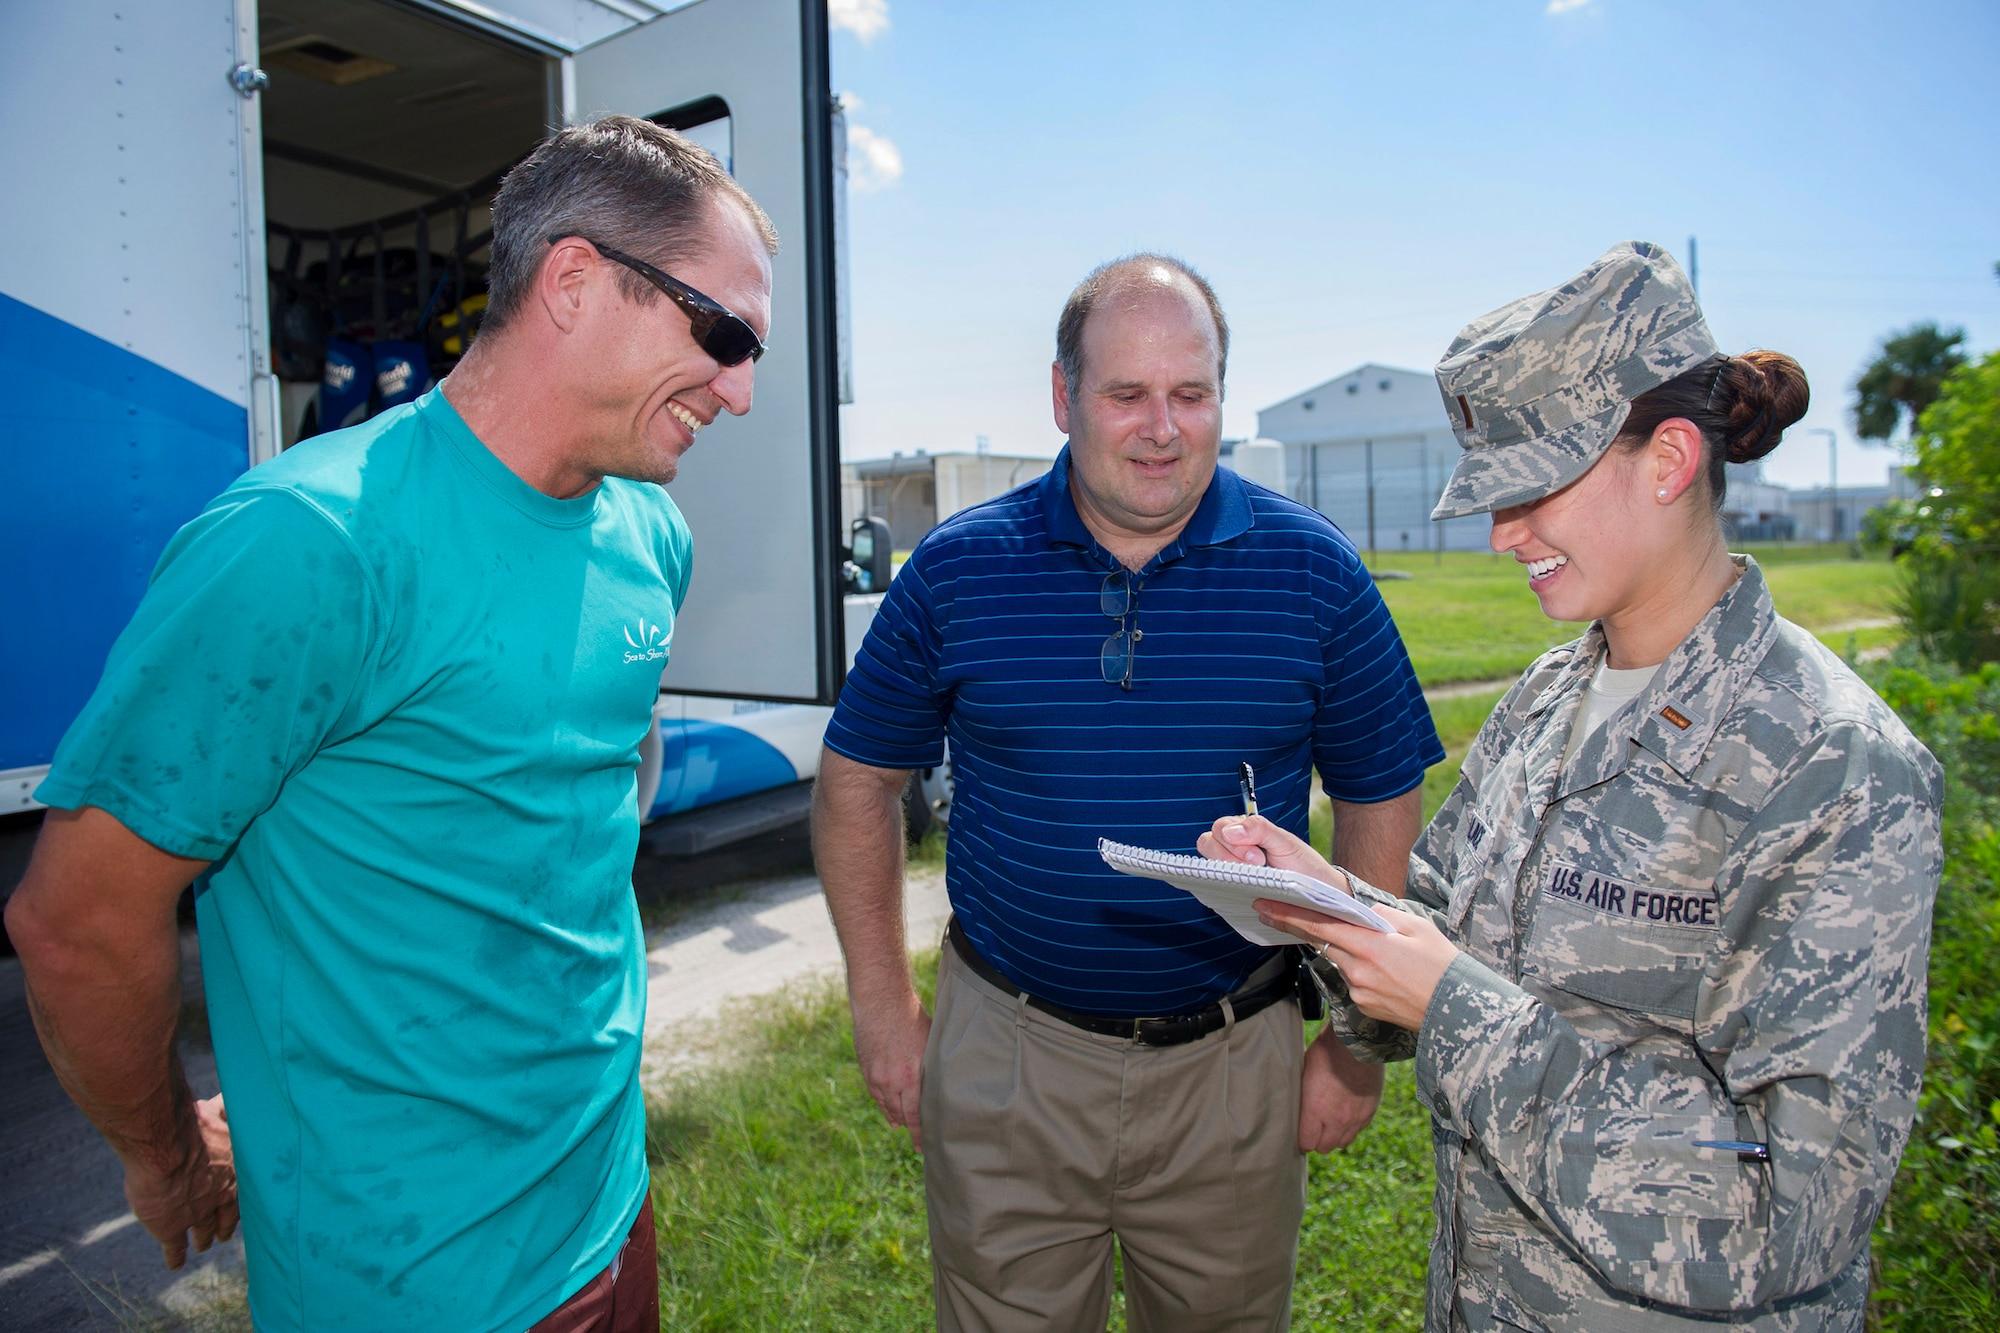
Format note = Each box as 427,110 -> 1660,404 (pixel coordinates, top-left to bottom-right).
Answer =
1131,1014 -> 1193,1046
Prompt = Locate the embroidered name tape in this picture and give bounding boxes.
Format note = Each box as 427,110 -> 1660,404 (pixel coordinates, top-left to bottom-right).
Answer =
1543,860 -> 1718,928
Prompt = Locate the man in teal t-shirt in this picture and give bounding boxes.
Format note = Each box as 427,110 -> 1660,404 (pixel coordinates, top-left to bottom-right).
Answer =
6,117 -> 778,1332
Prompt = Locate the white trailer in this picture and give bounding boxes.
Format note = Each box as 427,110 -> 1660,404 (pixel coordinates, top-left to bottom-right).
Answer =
0,0 -> 900,842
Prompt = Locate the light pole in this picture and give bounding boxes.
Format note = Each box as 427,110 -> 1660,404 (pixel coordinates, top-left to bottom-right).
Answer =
1803,428 -> 1839,546
1364,438 -> 1376,567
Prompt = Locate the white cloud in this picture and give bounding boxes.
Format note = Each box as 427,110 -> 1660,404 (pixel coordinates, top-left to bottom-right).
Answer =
1546,0 -> 1595,12
846,124 -> 903,191
829,0 -> 890,42
838,90 -> 865,113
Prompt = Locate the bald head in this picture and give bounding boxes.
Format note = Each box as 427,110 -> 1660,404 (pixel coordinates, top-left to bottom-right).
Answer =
1055,254 -> 1229,401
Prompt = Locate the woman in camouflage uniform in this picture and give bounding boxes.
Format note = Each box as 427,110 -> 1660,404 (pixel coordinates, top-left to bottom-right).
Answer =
1203,242 -> 1942,1332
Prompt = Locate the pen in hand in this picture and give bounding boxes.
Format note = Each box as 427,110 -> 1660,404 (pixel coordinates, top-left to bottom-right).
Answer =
1236,762 -> 1266,865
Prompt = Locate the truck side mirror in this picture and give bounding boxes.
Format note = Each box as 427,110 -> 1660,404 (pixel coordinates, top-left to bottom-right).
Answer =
842,515 -> 893,594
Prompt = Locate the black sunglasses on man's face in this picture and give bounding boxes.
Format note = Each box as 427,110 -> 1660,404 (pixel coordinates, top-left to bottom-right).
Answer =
548,234 -> 766,367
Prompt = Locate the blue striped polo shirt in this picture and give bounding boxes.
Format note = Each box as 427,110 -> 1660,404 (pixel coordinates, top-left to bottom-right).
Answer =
825,447 -> 1444,1015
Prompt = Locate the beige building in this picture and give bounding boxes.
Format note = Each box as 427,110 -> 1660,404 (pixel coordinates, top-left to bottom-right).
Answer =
842,451 -> 1056,550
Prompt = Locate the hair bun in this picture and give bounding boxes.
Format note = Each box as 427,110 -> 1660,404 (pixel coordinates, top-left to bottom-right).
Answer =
1721,350 -> 1810,463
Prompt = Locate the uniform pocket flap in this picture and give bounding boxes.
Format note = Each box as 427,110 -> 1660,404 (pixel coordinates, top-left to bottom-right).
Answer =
1526,862 -> 1718,1020
1554,1110 -> 1758,1222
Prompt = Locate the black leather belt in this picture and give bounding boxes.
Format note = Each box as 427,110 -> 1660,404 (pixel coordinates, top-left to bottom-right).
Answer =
946,917 -> 1297,1047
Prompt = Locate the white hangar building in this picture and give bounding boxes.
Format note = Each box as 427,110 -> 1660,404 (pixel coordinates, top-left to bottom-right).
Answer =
1250,364 -> 1493,555
1243,363 -> 1815,555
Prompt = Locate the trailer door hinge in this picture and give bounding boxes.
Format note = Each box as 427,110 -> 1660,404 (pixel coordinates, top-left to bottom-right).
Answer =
229,63 -> 269,98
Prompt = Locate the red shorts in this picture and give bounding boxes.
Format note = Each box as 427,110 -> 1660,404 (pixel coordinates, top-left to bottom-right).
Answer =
528,1198 -> 657,1333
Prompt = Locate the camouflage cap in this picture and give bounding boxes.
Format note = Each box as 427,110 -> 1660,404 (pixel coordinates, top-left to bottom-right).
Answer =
1431,241 -> 1721,521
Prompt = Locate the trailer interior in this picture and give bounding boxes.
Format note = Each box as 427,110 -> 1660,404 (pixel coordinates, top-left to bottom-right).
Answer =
256,0 -> 552,445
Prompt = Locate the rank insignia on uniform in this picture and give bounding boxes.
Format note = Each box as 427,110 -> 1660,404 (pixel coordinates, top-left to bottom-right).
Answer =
1660,705 -> 1693,730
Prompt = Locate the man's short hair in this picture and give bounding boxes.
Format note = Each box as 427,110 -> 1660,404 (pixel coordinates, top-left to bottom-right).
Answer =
483,114 -> 779,333
1055,253 -> 1229,399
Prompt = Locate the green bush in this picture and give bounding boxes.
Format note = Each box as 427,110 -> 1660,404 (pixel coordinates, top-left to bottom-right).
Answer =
1885,350 -> 2000,671
1908,351 -> 2000,551
1868,660 -> 2000,1329
1892,549 -> 2000,671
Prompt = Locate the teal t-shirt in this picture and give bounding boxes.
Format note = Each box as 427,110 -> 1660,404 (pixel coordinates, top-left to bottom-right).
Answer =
37,387 -> 690,1331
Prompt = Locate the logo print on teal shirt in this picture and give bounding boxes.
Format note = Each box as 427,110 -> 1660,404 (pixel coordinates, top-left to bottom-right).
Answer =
623,618 -> 670,664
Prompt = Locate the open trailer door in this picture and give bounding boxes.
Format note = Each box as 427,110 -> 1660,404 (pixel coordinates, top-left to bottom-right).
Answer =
572,0 -> 844,705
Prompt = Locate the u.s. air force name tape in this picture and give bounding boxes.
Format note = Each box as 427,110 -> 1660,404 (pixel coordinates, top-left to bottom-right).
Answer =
1543,860 -> 1719,928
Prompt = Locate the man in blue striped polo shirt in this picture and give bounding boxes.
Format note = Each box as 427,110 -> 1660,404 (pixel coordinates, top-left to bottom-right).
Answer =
815,254 -> 1443,1332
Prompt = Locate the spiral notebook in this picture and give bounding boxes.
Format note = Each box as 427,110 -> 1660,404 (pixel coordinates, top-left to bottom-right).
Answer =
1097,838 -> 1394,947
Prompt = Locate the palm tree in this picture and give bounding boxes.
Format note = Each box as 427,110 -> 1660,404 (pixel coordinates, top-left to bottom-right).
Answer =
1853,322 -> 1968,442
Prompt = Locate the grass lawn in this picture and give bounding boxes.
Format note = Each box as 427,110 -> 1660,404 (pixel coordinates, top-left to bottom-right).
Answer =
1759,557 -> 1898,631
647,548 -> 1906,1328
1376,546 -> 1896,686
649,978 -> 936,1331
647,955 -> 1437,1332
1418,689 -> 1511,820
1370,552 -> 1590,685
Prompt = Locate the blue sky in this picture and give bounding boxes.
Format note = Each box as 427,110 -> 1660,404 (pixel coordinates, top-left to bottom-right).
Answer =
827,0 -> 2000,490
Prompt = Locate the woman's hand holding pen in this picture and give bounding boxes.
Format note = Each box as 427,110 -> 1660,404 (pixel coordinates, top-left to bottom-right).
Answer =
1200,815 -> 1461,1033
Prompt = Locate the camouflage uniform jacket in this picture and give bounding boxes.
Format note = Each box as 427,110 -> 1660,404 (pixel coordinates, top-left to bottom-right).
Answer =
1327,559 -> 1942,1332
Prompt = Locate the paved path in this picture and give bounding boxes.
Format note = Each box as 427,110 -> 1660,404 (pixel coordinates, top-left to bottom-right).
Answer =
641,867 -> 950,1084
1423,677 -> 1515,701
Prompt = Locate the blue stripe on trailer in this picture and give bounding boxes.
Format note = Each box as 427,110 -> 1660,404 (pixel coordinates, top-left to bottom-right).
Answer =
653,719 -> 800,817
0,291 -> 246,770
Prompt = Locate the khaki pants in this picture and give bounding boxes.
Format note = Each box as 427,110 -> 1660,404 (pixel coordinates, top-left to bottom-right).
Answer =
922,937 -> 1308,1333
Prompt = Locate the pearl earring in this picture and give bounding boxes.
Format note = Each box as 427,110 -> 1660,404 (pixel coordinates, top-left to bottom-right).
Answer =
1657,488 -> 1670,500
